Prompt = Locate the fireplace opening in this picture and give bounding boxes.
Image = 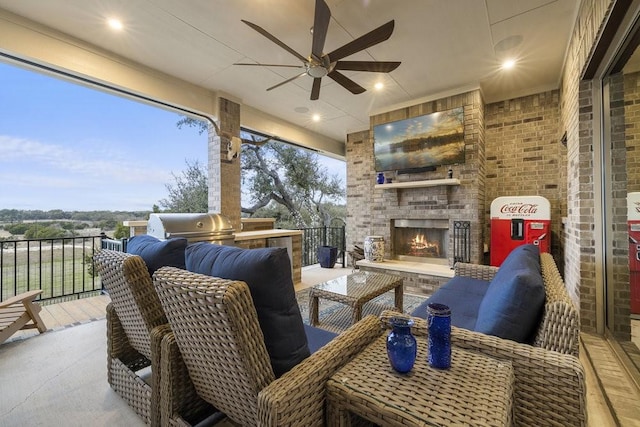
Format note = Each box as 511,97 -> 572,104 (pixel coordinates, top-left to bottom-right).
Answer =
392,219 -> 449,265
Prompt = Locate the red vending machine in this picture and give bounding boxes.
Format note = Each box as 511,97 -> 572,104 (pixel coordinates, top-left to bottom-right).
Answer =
627,192 -> 640,315
490,196 -> 551,266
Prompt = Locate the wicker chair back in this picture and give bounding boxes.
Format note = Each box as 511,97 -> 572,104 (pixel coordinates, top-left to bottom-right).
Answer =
94,250 -> 168,359
154,266 -> 275,426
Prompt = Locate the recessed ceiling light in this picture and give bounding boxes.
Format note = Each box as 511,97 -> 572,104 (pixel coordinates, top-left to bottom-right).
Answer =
502,59 -> 516,70
312,114 -> 321,122
374,82 -> 384,90
107,18 -> 123,31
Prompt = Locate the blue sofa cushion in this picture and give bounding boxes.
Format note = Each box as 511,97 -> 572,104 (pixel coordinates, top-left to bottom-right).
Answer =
126,234 -> 187,275
303,324 -> 338,354
411,276 -> 491,331
185,242 -> 310,378
475,244 -> 545,343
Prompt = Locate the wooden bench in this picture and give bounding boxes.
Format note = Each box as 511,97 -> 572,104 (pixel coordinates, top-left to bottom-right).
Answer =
0,290 -> 47,343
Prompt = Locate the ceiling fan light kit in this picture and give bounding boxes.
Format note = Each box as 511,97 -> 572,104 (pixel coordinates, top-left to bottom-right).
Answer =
235,0 -> 400,100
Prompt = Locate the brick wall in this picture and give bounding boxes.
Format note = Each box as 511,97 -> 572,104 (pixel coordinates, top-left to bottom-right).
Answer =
208,98 -> 241,231
625,72 -> 640,192
485,91 -> 566,270
611,72 -> 632,338
561,0 -> 615,334
346,90 -> 486,273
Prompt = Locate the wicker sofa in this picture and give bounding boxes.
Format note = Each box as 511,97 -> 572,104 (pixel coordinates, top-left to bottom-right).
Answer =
379,310 -> 587,427
412,248 -> 580,356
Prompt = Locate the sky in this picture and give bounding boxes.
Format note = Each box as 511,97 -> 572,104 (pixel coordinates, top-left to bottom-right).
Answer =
0,61 -> 345,212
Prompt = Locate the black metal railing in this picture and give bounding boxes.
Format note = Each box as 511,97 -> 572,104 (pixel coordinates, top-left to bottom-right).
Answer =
0,226 -> 347,304
98,227 -> 347,268
0,235 -> 104,303
300,226 -> 346,267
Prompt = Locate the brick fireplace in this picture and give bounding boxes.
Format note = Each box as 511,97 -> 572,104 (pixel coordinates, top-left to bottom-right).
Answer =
346,89 -> 486,295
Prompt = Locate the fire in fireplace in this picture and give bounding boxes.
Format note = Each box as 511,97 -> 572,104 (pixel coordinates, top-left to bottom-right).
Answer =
392,219 -> 449,264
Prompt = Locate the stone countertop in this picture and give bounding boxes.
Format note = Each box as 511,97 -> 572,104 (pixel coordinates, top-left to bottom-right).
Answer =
233,229 -> 303,241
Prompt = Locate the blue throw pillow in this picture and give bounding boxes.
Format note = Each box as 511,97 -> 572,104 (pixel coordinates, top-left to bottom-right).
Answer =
126,234 -> 187,275
185,242 -> 310,377
475,244 -> 545,343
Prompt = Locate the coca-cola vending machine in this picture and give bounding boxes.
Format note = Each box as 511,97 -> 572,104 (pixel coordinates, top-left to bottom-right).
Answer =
627,192 -> 640,315
490,196 -> 551,266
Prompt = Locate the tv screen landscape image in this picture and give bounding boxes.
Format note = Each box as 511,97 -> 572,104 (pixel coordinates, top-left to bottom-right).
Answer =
373,107 -> 465,173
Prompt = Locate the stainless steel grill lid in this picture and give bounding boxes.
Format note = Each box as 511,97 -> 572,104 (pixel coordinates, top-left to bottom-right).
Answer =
147,213 -> 235,243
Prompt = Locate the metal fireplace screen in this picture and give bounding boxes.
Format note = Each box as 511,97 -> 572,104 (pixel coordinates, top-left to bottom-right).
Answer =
392,219 -> 449,263
452,221 -> 471,263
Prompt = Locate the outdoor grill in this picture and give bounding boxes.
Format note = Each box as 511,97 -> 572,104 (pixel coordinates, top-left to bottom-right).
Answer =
146,213 -> 235,245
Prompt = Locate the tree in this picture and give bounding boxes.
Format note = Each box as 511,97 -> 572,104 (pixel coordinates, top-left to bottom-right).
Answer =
159,160 -> 208,213
113,223 -> 129,239
242,141 -> 344,228
176,117 -> 346,227
23,224 -> 68,239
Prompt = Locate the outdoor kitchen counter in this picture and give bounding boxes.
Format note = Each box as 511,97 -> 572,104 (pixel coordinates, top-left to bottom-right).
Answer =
233,229 -> 303,240
233,229 -> 303,284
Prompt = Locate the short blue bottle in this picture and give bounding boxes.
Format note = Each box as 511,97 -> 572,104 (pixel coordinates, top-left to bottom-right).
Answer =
427,303 -> 451,369
377,172 -> 385,184
386,317 -> 417,373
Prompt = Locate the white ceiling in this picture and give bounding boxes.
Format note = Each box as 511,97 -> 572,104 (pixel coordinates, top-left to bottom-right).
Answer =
0,0 -> 579,143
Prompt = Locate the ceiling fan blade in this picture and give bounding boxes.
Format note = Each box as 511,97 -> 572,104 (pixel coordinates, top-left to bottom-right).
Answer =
241,19 -> 307,63
334,60 -> 401,73
327,70 -> 366,94
311,78 -> 322,100
327,20 -> 395,63
266,72 -> 307,91
234,63 -> 304,68
311,0 -> 331,59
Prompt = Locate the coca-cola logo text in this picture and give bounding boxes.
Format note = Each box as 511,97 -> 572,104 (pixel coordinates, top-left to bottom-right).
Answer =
500,203 -> 539,215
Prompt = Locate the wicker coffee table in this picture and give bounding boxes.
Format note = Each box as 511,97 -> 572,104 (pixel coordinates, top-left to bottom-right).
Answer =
327,334 -> 515,426
309,272 -> 403,328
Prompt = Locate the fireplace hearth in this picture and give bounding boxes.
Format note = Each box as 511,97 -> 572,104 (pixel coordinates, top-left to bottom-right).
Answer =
392,219 -> 449,265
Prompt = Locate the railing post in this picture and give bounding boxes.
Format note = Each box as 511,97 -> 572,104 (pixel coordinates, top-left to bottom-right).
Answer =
341,225 -> 346,267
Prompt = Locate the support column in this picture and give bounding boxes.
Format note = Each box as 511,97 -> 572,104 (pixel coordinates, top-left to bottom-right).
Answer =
208,97 -> 241,232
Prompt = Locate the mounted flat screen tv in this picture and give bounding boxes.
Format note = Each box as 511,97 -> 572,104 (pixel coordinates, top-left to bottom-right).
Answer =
373,107 -> 465,173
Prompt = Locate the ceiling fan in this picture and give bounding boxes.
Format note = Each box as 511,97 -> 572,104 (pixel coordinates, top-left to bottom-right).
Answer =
234,0 -> 400,100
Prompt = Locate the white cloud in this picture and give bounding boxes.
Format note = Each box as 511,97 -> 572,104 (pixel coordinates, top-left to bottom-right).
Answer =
0,134 -> 171,184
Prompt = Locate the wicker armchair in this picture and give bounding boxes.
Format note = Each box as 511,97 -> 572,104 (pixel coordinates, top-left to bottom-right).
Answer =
380,310 -> 587,427
453,252 -> 580,356
94,250 -> 214,426
153,266 -> 383,426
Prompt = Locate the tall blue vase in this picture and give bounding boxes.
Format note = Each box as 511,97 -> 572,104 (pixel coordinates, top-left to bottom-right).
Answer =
427,303 -> 451,369
386,317 -> 417,373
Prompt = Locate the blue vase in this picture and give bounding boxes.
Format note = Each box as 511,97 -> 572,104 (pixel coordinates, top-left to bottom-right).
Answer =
427,303 -> 451,369
386,317 -> 417,373
377,172 -> 385,184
